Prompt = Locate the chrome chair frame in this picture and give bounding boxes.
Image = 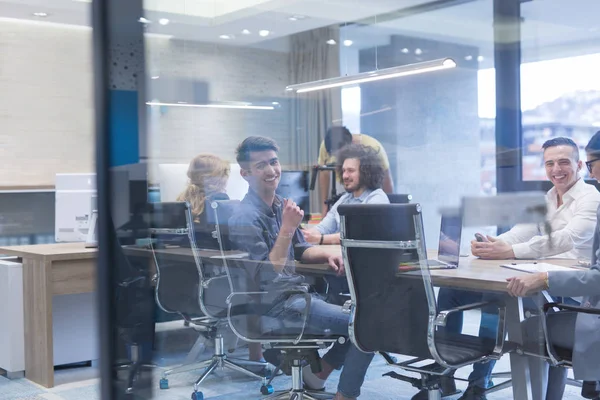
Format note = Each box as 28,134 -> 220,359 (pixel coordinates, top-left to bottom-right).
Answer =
212,199 -> 340,400
149,202 -> 267,394
339,204 -> 509,400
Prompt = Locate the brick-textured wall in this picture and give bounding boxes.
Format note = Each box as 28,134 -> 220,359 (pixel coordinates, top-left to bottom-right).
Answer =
0,21 -> 95,187
145,39 -> 292,179
0,21 -> 292,186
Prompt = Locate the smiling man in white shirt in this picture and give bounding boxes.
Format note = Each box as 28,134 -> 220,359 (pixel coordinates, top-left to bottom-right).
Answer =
432,137 -> 600,400
472,137 -> 600,261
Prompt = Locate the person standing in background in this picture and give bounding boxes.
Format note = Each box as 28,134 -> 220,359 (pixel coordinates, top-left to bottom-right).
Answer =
317,126 -> 394,216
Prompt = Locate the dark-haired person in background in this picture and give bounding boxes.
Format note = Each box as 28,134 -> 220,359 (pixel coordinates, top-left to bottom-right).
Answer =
505,130 -> 600,400
435,137 -> 600,400
317,126 -> 394,215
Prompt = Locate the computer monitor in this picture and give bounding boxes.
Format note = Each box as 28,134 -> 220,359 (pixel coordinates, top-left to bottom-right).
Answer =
157,163 -> 248,202
276,170 -> 310,220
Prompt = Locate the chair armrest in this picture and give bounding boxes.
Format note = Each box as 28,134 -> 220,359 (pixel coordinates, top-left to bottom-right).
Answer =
202,274 -> 228,288
543,302 -> 600,315
435,301 -> 501,327
342,299 -> 352,315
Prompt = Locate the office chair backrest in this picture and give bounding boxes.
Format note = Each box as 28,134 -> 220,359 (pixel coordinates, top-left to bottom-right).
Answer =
148,202 -> 206,317
211,199 -> 241,252
387,193 -> 412,204
338,203 -> 430,358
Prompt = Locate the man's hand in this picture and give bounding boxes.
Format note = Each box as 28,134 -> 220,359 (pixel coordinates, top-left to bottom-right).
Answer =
301,227 -> 321,244
506,273 -> 547,297
328,254 -> 345,276
281,199 -> 304,234
471,236 -> 515,259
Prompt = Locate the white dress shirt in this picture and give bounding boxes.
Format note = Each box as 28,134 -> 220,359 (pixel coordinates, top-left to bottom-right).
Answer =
498,178 -> 600,260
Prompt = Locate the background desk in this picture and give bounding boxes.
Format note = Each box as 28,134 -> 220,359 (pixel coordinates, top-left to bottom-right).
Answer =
0,243 -> 96,388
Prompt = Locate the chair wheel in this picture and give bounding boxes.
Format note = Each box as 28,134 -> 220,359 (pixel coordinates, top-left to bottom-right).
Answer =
261,384 -> 274,395
191,391 -> 204,400
159,378 -> 169,389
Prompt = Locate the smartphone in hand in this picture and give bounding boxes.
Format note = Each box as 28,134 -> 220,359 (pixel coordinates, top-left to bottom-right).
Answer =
474,233 -> 489,242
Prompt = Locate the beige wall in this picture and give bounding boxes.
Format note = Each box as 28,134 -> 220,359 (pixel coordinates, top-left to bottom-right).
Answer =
0,20 -> 292,187
0,21 -> 94,187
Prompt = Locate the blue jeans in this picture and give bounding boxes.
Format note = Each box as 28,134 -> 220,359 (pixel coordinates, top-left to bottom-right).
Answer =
272,293 -> 374,398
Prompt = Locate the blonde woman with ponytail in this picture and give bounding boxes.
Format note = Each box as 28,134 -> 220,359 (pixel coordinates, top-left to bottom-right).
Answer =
177,154 -> 230,248
176,153 -> 273,372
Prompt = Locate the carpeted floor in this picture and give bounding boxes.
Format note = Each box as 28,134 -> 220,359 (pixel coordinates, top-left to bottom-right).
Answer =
0,310 -> 586,400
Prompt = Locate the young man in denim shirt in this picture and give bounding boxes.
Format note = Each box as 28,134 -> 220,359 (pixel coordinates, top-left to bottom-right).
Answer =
229,136 -> 374,400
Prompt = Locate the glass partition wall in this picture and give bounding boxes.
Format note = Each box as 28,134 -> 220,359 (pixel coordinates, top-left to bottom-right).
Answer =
93,0 -> 600,399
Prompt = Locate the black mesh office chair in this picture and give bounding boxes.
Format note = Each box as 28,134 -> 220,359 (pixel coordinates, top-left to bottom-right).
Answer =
212,199 -> 343,400
112,217 -> 157,395
520,301 -> 600,399
338,203 -> 508,400
387,193 -> 412,204
148,202 -> 267,399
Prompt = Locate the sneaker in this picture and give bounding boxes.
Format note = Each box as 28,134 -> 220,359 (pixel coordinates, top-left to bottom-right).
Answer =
458,385 -> 487,400
410,376 -> 460,400
302,364 -> 326,391
244,362 -> 282,378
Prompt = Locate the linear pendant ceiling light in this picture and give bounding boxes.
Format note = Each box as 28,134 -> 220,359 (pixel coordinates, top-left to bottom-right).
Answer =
146,101 -> 274,110
285,58 -> 457,94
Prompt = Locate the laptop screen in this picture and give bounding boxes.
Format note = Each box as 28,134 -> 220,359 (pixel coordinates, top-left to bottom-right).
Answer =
437,214 -> 462,264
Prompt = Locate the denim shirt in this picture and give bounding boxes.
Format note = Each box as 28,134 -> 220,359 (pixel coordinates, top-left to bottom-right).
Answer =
315,188 -> 389,235
228,189 -> 312,289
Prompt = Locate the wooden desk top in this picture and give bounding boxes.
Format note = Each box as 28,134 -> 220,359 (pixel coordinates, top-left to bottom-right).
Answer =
296,249 -> 580,293
0,242 -> 97,261
0,243 -> 580,293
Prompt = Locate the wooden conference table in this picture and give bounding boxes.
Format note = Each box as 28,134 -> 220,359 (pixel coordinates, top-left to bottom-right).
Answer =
0,242 -> 577,397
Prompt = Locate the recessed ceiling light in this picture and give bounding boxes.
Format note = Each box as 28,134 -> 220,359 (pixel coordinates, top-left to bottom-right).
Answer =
288,15 -> 307,21
343,40 -> 353,47
326,39 -> 337,45
259,30 -> 270,37
241,29 -> 251,35
33,12 -> 48,17
414,48 -> 423,55
138,17 -> 151,24
219,34 -> 233,40
158,18 -> 169,25
401,48 -> 409,54
151,76 -> 160,80
477,55 -> 484,62
272,102 -> 280,105
465,55 -> 473,61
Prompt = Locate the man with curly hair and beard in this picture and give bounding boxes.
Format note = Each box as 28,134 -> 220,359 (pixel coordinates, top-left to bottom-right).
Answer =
302,143 -> 390,246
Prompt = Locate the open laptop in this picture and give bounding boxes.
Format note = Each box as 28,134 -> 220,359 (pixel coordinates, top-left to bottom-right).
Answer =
425,212 -> 463,269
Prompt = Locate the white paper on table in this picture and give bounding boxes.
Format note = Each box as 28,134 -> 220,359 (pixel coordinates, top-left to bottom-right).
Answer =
500,263 -> 577,274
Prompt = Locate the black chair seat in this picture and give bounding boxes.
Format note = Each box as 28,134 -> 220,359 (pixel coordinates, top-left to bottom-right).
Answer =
433,332 -> 497,366
521,341 -> 573,362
